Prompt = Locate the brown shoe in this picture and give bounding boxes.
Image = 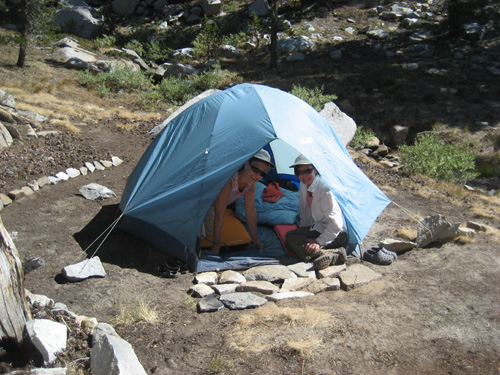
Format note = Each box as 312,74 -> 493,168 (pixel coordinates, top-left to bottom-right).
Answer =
313,253 -> 335,270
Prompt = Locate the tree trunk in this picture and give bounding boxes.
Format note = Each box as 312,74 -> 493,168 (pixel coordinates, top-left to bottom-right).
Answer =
269,0 -> 279,69
17,44 -> 27,68
0,215 -> 31,346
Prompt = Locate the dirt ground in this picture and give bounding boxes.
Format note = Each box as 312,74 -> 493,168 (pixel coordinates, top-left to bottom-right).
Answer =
1,1 -> 500,374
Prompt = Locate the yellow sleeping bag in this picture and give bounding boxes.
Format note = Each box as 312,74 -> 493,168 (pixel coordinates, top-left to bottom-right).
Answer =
200,209 -> 252,248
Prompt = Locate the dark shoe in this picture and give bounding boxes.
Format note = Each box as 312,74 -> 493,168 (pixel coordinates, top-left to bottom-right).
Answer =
381,247 -> 397,260
362,247 -> 395,265
313,253 -> 335,270
157,263 -> 179,278
333,247 -> 348,265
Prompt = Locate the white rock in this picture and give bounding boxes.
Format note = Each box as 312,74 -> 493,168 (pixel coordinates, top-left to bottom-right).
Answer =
195,272 -> 218,285
62,256 -> 106,281
91,334 -> 147,375
26,319 -> 67,364
66,167 -> 81,178
265,291 -> 314,302
55,171 -> 69,181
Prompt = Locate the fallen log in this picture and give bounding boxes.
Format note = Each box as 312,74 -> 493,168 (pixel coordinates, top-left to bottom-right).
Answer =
0,214 -> 31,345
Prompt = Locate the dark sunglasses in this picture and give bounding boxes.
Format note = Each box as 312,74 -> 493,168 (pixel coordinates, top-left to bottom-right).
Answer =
250,164 -> 268,178
295,168 -> 314,176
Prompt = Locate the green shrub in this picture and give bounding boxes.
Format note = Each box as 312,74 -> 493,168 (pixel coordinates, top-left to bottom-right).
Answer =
124,40 -> 144,56
350,126 -> 376,150
78,66 -> 152,96
94,34 -> 117,49
193,15 -> 222,60
290,84 -> 338,112
399,131 -> 479,183
222,32 -> 248,48
156,76 -> 198,105
190,64 -> 241,91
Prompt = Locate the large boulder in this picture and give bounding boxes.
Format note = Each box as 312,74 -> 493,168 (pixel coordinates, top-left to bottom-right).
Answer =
53,0 -> 102,39
112,0 -> 141,16
319,102 -> 357,147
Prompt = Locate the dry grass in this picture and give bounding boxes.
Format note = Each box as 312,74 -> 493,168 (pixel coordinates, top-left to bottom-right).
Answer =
114,297 -> 160,325
396,227 -> 418,241
230,304 -> 333,358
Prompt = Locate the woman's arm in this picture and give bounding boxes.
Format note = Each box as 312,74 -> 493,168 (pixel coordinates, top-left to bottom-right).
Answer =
212,180 -> 232,254
244,184 -> 262,250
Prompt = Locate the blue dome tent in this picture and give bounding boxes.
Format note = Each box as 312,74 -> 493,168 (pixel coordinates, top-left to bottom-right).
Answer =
118,83 -> 391,271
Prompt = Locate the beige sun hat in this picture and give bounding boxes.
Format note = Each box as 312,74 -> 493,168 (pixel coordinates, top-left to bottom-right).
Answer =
253,149 -> 275,168
289,154 -> 313,168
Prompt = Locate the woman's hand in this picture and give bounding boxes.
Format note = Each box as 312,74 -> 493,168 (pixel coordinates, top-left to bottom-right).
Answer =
304,239 -> 320,253
251,240 -> 263,251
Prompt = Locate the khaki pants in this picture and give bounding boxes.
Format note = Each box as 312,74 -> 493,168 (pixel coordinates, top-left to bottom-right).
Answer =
284,226 -> 347,262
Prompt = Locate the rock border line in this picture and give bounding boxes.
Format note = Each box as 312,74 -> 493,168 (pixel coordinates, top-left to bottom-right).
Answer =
0,156 -> 123,212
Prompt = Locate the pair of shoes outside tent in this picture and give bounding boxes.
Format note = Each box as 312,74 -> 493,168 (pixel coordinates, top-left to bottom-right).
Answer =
362,247 -> 397,265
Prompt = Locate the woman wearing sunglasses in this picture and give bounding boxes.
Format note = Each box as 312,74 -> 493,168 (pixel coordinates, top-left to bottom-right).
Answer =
203,149 -> 274,254
285,154 -> 348,270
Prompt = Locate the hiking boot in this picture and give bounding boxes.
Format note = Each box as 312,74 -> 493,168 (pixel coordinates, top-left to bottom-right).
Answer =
313,253 -> 335,270
334,247 -> 348,265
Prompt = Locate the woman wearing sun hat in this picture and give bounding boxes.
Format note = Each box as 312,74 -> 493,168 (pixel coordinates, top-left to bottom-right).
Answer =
284,154 -> 348,270
203,149 -> 275,254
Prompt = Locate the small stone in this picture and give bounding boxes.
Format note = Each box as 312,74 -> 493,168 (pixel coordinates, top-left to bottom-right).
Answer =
0,193 -> 13,206
211,284 -> 238,295
8,189 -> 25,201
49,176 -> 60,184
265,291 -> 314,302
80,166 -> 88,175
85,162 -> 96,173
21,186 -> 34,196
62,256 -> 106,282
188,283 -> 215,298
195,272 -> 218,285
317,264 -> 346,279
219,270 -> 246,284
94,161 -> 105,170
111,156 -> 123,166
37,176 -> 50,188
219,292 -> 267,310
66,167 -> 81,178
27,180 -> 40,191
280,277 -> 314,292
101,160 -> 113,168
197,295 -> 224,313
338,264 -> 383,290
55,171 -> 69,181
236,280 -> 280,295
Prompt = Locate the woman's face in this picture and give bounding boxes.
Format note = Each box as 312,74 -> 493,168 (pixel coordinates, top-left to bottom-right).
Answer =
246,160 -> 269,183
295,164 -> 316,187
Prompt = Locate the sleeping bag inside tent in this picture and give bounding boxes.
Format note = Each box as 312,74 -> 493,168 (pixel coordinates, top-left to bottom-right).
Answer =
118,83 -> 391,272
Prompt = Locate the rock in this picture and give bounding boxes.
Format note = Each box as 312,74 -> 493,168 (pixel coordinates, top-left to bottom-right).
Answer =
91,334 -> 147,375
457,227 -> 476,237
21,186 -> 34,197
1,122 -> 13,149
149,89 -> 220,135
0,107 -> 15,123
55,46 -> 97,66
79,183 -> 116,200
66,167 -> 81,178
53,0 -> 102,39
25,319 -> 67,364
317,264 -> 346,279
197,294 -> 224,313
211,283 -> 238,295
219,270 -> 246,284
27,180 -> 39,192
201,0 -> 222,16
466,221 -> 489,232
378,239 -> 415,253
236,280 -> 280,295
304,278 -> 341,294
219,292 -> 267,310
390,125 -> 409,145
8,189 -> 25,201
463,22 -> 486,40
121,48 -> 148,70
366,29 -> 388,40
243,264 -> 297,282
25,290 -> 54,308
404,43 -> 434,58
286,53 -> 305,62
37,176 -> 51,188
265,291 -> 314,302
23,256 -> 46,273
416,214 -> 460,247
280,277 -> 314,292
403,62 -> 419,70
80,166 -> 88,175
156,62 -> 198,79
85,161 -> 96,173
112,0 -> 141,16
62,256 -> 106,281
195,272 -> 218,285
338,264 -> 383,290
92,322 -> 120,347
249,0 -> 269,17
55,171 -> 70,181
111,156 -> 123,166
0,193 -> 13,206
171,47 -> 195,60
188,283 -> 215,298
320,102 -> 357,147
100,160 -> 113,168
278,36 -> 315,53
93,161 -> 105,170
0,88 -> 16,109
48,176 -> 61,184
287,262 -> 315,278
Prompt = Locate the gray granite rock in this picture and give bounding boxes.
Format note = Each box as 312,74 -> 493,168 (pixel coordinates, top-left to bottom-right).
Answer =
197,294 -> 224,313
265,291 -> 314,302
338,264 -> 382,290
25,319 -> 67,364
287,262 -> 316,278
62,256 -> 106,281
91,334 -> 147,375
195,272 -> 218,285
79,183 -> 116,200
378,239 -> 416,253
280,277 -> 315,292
317,264 -> 346,279
236,280 -> 279,295
188,283 -> 215,298
243,264 -> 297,282
219,270 -> 246,284
211,283 -> 238,295
219,292 -> 267,310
